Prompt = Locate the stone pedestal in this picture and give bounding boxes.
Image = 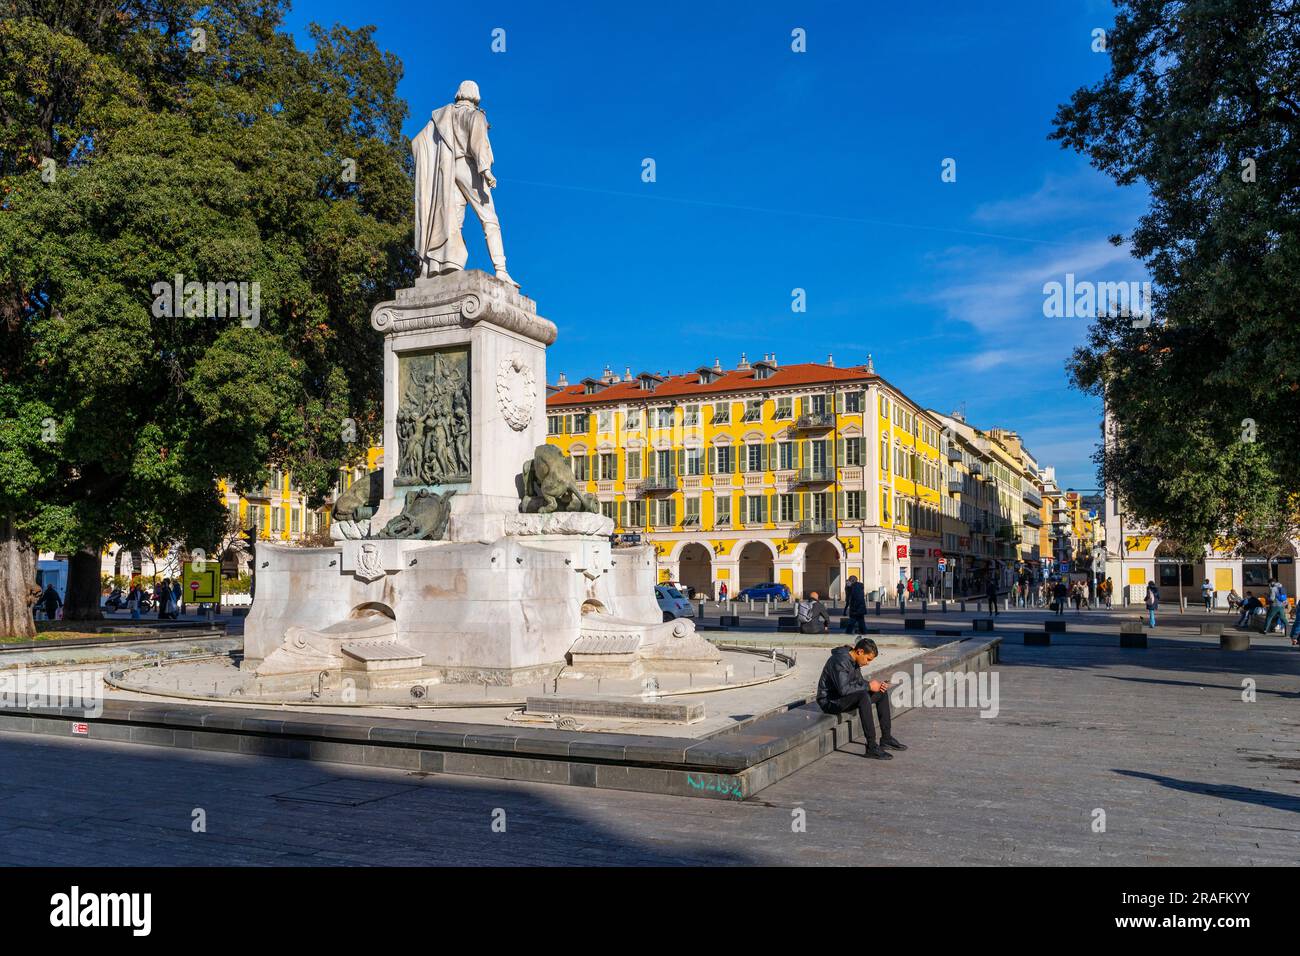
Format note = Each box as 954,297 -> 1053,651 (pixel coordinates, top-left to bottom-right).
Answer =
370,270 -> 553,533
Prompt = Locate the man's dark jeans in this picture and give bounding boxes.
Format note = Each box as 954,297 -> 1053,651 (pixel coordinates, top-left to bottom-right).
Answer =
848,613 -> 866,634
822,689 -> 891,744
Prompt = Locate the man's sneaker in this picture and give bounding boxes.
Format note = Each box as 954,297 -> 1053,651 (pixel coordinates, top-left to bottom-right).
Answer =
864,742 -> 893,760
881,735 -> 908,751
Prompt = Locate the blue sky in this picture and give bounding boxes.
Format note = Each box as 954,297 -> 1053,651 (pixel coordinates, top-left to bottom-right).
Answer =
284,0 -> 1148,490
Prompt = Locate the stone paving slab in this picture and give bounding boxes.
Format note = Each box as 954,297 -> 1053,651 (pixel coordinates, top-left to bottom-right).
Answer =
0,632 -> 1292,865
0,638 -> 999,801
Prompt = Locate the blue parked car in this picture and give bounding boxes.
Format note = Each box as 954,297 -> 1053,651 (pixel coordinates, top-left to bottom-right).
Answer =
737,582 -> 790,601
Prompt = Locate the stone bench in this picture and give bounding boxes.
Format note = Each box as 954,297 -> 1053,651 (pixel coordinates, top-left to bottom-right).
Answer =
1119,622 -> 1148,648
719,615 -> 740,627
903,617 -> 926,631
1023,631 -> 1051,646
972,619 -> 994,632
1043,620 -> 1066,633
1220,632 -> 1250,651
1200,622 -> 1223,636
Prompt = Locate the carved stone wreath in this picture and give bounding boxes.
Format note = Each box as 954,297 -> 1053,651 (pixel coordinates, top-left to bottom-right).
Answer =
496,352 -> 535,431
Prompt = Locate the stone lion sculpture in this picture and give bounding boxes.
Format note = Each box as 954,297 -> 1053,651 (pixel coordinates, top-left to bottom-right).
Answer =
520,444 -> 599,514
378,488 -> 456,539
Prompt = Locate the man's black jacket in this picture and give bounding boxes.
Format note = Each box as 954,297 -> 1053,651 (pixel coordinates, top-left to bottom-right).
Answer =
817,645 -> 868,709
845,581 -> 868,615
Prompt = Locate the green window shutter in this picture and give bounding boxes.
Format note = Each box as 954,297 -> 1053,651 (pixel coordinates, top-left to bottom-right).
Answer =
740,445 -> 749,473
799,491 -> 810,519
837,439 -> 845,465
760,495 -> 768,524
707,447 -> 715,474
669,498 -> 677,527
676,449 -> 684,476
838,491 -> 847,519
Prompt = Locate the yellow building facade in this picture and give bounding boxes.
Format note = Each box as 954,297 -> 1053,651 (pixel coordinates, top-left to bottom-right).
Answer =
545,356 -> 946,601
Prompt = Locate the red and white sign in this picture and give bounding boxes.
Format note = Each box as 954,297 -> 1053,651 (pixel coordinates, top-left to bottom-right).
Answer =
190,581 -> 199,591
933,548 -> 943,559
71,723 -> 89,736
896,545 -> 908,559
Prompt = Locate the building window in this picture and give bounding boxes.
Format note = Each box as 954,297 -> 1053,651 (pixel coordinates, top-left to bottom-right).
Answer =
683,497 -> 700,526
656,449 -> 673,477
715,446 -> 733,473
775,397 -> 792,420
597,410 -> 613,432
571,455 -> 589,481
626,451 -> 641,480
746,444 -> 764,472
809,394 -> 827,416
881,437 -> 889,472
626,500 -> 644,528
715,495 -> 731,527
742,400 -> 762,422
547,415 -> 563,435
291,507 -> 300,533
845,491 -> 863,520
685,448 -> 703,475
880,395 -> 889,417
598,452 -> 618,481
844,437 -> 863,466
778,493 -> 796,523
683,404 -> 700,426
655,498 -> 677,527
778,442 -> 796,471
625,408 -> 640,429
844,391 -> 862,413
654,407 -> 673,428
601,501 -> 617,523
570,413 -> 589,433
745,494 -> 767,524
712,402 -> 731,424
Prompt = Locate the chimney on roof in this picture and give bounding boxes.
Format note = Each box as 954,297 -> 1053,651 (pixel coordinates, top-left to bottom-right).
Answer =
602,364 -> 616,384
770,352 -> 777,367
623,366 -> 632,382
866,353 -> 874,373
738,352 -> 750,371
713,357 -> 722,371
557,372 -> 568,387
827,352 -> 834,367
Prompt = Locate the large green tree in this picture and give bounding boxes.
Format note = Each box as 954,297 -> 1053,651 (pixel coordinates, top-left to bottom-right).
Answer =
0,0 -> 414,635
1054,0 -> 1300,548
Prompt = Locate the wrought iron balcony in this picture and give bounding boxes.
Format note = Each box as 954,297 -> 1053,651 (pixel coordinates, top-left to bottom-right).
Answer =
947,478 -> 964,493
943,443 -> 961,462
795,518 -> 836,536
796,465 -> 835,483
1022,486 -> 1043,508
1023,511 -> 1043,528
637,475 -> 678,494
795,412 -> 835,430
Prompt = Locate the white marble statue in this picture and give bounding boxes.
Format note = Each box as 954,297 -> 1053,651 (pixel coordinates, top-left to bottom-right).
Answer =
412,80 -> 517,287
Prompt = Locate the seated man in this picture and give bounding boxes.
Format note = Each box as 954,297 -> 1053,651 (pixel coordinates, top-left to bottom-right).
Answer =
1226,589 -> 1242,612
816,638 -> 906,760
1234,592 -> 1261,628
795,591 -> 831,634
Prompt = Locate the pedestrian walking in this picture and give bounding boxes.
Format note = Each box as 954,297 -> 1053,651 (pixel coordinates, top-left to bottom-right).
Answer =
895,579 -> 906,613
985,577 -> 999,617
1144,581 -> 1159,628
1201,578 -> 1214,611
845,575 -> 868,635
38,583 -> 62,621
172,578 -> 183,618
1263,585 -> 1289,635
1052,579 -> 1067,615
718,581 -> 727,602
126,582 -> 141,620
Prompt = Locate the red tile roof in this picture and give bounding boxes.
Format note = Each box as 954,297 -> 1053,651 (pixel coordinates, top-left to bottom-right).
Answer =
546,363 -> 877,407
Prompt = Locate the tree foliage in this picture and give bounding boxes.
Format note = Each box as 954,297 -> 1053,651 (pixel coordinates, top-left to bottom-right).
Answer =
1053,0 -> 1300,548
0,0 -> 415,622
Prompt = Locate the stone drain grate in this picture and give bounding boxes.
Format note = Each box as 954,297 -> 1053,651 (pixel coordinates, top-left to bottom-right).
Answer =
272,779 -> 422,807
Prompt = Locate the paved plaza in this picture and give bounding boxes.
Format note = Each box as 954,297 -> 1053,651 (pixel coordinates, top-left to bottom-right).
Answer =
0,618 -> 1295,866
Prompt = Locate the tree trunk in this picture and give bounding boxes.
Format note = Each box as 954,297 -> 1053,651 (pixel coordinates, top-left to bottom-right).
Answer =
0,514 -> 38,639
63,547 -> 104,622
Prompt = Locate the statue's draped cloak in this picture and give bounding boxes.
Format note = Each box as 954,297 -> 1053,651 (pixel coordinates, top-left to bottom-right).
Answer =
412,104 -> 495,273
